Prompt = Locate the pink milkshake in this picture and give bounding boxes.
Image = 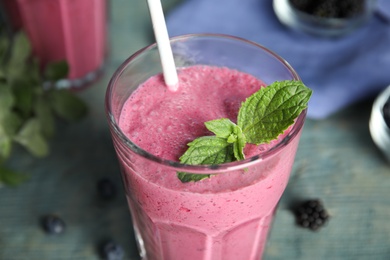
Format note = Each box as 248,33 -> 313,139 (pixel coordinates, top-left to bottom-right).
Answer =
106,34 -> 307,260
9,0 -> 106,87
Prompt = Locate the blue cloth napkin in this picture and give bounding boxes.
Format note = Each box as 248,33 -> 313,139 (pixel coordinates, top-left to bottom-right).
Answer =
166,0 -> 390,119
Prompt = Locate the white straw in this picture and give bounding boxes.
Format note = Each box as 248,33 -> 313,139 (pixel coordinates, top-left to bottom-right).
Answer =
146,0 -> 179,92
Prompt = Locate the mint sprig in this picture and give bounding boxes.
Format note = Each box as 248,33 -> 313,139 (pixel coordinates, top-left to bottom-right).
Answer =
178,80 -> 312,182
0,30 -> 88,187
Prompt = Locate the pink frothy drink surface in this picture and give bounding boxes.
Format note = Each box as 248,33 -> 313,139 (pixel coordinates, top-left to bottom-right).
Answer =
118,66 -> 302,260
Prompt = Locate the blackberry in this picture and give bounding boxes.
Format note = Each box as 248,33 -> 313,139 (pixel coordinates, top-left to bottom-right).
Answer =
295,199 -> 329,231
97,178 -> 117,200
309,0 -> 337,18
338,0 -> 365,18
289,0 -> 313,12
289,0 -> 365,19
101,240 -> 124,260
383,96 -> 390,128
41,214 -> 66,234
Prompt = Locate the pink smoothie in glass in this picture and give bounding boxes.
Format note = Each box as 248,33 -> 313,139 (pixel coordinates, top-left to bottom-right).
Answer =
15,0 -> 106,83
117,65 -> 302,260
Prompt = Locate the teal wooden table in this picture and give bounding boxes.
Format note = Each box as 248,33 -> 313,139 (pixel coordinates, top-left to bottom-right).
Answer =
1,0 -> 389,259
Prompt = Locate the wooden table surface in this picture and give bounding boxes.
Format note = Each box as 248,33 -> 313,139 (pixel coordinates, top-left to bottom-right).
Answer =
1,0 -> 389,259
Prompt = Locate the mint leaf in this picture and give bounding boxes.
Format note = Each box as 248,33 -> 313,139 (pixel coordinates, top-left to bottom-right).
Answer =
44,60 -> 69,81
0,137 -> 12,163
48,89 -> 88,122
179,136 -> 234,165
205,118 -> 236,138
0,68 -> 6,82
10,32 -> 30,64
0,32 -> 10,65
27,58 -> 42,85
7,32 -> 30,82
238,80 -> 312,144
34,97 -> 55,138
177,172 -> 211,183
14,118 -> 49,157
0,166 -> 28,187
0,111 -> 23,138
11,78 -> 35,118
230,124 -> 246,161
178,136 -> 235,182
0,110 -> 23,162
177,80 -> 312,183
205,119 -> 246,160
0,82 -> 14,115
0,27 -> 88,187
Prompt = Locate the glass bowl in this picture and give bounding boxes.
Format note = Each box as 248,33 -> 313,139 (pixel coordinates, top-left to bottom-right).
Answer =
370,84 -> 390,163
273,0 -> 377,37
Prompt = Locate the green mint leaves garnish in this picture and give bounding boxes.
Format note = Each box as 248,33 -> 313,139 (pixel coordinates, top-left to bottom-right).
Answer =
178,80 -> 312,183
238,80 -> 312,144
205,119 -> 247,161
0,30 -> 88,187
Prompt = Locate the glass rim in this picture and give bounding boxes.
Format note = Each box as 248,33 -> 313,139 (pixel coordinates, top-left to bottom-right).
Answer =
105,33 -> 306,174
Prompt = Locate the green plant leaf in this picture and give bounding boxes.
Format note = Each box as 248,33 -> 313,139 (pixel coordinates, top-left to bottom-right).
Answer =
11,32 -> 30,63
0,111 -> 23,138
0,69 -> 6,82
0,32 -> 10,65
0,101 -> 22,162
230,124 -> 246,161
34,96 -> 55,138
27,57 -> 42,86
205,118 -> 236,138
177,80 -> 312,183
0,27 -> 87,187
179,136 -> 235,165
0,166 -> 28,187
178,136 -> 235,182
0,82 -> 14,117
48,89 -> 88,122
11,78 -> 35,118
13,118 -> 49,157
237,80 -> 312,144
0,137 -> 12,163
7,32 -> 30,81
205,118 -> 246,161
44,60 -> 69,81
177,171 -> 211,183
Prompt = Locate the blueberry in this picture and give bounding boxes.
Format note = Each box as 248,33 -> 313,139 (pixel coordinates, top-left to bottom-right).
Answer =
97,178 -> 117,200
41,214 -> 66,234
383,96 -> 390,128
295,199 -> 330,231
101,241 -> 124,260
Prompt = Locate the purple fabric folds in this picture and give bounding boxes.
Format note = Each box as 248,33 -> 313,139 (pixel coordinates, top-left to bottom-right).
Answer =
166,0 -> 390,119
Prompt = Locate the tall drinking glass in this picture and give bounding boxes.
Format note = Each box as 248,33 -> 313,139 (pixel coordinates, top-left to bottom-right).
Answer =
105,34 -> 307,260
2,0 -> 107,89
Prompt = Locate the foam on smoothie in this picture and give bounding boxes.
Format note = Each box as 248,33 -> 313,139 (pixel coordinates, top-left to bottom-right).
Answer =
119,65 -> 294,193
120,65 -> 264,160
